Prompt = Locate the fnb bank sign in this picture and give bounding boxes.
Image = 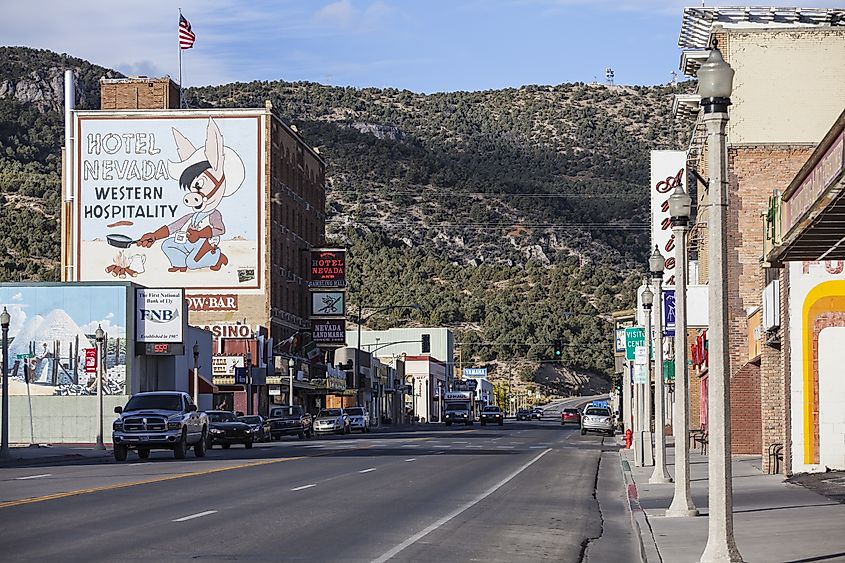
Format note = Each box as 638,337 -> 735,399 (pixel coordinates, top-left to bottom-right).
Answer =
309,249 -> 346,288
136,288 -> 185,343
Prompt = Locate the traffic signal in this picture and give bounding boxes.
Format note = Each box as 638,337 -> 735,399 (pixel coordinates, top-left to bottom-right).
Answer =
553,339 -> 563,360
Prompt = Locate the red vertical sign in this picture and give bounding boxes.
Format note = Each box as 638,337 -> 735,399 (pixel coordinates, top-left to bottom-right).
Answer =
84,348 -> 97,374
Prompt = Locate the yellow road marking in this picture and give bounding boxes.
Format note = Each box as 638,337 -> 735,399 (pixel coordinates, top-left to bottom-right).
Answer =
0,435 -> 433,510
0,456 -> 304,509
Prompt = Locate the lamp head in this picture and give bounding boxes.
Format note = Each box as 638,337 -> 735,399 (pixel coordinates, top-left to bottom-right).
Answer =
698,45 -> 734,112
0,307 -> 9,328
95,324 -> 104,342
193,341 -> 199,357
642,286 -> 654,309
668,182 -> 692,222
288,357 -> 295,368
648,245 -> 665,276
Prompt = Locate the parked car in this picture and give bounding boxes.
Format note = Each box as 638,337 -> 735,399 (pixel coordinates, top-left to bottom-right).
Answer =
516,409 -> 531,421
237,415 -> 271,442
580,406 -> 615,437
267,405 -> 313,440
313,408 -> 350,435
531,407 -> 544,420
344,407 -> 370,433
207,410 -> 254,448
479,405 -> 504,426
112,391 -> 208,461
561,408 -> 582,426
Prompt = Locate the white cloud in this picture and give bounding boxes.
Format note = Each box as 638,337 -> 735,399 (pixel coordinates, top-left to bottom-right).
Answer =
0,303 -> 28,338
11,292 -> 23,301
106,312 -> 115,320
315,0 -> 356,27
80,319 -> 126,338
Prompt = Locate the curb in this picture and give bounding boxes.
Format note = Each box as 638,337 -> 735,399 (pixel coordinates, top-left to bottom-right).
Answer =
619,449 -> 663,563
0,450 -> 113,468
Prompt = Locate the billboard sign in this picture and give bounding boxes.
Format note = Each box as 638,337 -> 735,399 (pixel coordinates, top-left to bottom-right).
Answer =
212,355 -> 244,377
615,329 -> 625,353
309,249 -> 346,288
312,319 -> 346,345
73,112 -> 264,291
0,285 -> 128,395
650,151 -> 686,287
136,288 -> 184,343
463,367 -> 487,378
311,291 -> 345,317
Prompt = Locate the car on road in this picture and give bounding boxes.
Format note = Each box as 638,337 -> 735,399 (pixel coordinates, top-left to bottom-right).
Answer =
580,406 -> 615,437
516,409 -> 531,421
238,414 -> 271,442
531,407 -> 544,420
479,405 -> 504,426
313,408 -> 350,435
345,406 -> 370,433
207,410 -> 255,448
267,405 -> 313,440
561,408 -> 582,426
112,391 -> 208,461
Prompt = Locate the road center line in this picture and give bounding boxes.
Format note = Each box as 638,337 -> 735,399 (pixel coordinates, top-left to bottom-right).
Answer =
371,448 -> 551,563
359,468 -> 377,473
291,484 -> 316,491
173,510 -> 217,522
15,474 -> 51,480
404,458 -> 416,462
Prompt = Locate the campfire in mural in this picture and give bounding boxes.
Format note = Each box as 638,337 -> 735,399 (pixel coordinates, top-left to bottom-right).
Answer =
105,250 -> 146,278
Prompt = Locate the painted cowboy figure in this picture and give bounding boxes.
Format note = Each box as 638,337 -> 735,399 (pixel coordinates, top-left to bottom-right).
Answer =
137,118 -> 245,272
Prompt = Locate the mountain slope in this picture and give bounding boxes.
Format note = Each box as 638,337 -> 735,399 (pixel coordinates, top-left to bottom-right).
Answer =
0,47 -> 692,394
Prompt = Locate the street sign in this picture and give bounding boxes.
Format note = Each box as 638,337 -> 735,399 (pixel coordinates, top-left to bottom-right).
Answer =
84,348 -> 97,374
624,327 -> 645,361
633,364 -> 648,384
16,353 -> 33,360
615,329 -> 626,353
234,367 -> 248,385
634,345 -> 648,366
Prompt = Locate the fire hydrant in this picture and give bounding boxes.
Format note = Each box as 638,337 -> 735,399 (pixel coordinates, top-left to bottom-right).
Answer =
624,428 -> 633,449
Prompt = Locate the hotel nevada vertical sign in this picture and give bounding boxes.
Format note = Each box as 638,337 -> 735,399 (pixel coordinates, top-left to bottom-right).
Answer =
650,150 -> 686,287
308,249 -> 346,288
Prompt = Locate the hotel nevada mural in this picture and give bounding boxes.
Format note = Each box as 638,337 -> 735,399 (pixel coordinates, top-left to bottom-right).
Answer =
72,112 -> 264,293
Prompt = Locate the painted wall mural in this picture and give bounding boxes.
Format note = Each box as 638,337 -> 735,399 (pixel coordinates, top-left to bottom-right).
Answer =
0,285 -> 128,396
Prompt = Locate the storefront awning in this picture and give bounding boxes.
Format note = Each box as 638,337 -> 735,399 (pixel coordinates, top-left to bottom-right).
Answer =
767,110 -> 845,265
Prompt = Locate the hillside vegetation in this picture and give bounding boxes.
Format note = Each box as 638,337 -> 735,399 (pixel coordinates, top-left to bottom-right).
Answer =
0,46 -> 692,394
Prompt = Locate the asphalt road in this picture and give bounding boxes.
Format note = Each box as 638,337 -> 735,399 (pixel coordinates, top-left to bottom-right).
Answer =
0,397 -> 638,562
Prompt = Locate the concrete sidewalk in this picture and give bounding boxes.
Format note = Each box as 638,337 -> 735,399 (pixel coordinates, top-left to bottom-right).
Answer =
0,443 -> 113,467
621,437 -> 845,563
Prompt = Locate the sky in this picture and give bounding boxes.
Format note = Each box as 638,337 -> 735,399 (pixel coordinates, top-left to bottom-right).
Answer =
1,1 -> 843,92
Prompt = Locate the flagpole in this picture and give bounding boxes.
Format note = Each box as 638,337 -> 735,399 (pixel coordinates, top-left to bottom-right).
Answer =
178,8 -> 183,108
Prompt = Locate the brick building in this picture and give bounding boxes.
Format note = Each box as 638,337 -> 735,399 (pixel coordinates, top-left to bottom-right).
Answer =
62,76 -> 327,414
674,8 -> 845,459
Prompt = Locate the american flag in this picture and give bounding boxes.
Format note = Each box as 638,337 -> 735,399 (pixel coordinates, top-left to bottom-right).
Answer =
179,14 -> 196,50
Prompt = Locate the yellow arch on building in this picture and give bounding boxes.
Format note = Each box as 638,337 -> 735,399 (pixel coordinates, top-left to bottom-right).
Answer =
802,280 -> 845,465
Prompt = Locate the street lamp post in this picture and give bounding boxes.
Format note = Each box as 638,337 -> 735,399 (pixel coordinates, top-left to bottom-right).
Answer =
288,357 -> 295,407
640,285 -> 654,466
0,307 -> 10,458
192,341 -> 199,407
94,325 -> 106,451
698,44 -> 743,563
650,247 -> 672,484
667,180 -> 699,517
245,351 -> 253,416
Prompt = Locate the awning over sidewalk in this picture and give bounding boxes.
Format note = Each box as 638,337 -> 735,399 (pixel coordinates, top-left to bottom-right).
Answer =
767,109 -> 845,265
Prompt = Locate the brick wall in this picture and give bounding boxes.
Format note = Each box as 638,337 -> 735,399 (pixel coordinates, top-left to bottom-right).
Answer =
730,361 -> 762,454
726,145 -> 813,454
100,78 -> 180,110
760,266 -> 786,473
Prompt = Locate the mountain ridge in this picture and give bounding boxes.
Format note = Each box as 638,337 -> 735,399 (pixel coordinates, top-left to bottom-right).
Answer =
0,46 -> 693,396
